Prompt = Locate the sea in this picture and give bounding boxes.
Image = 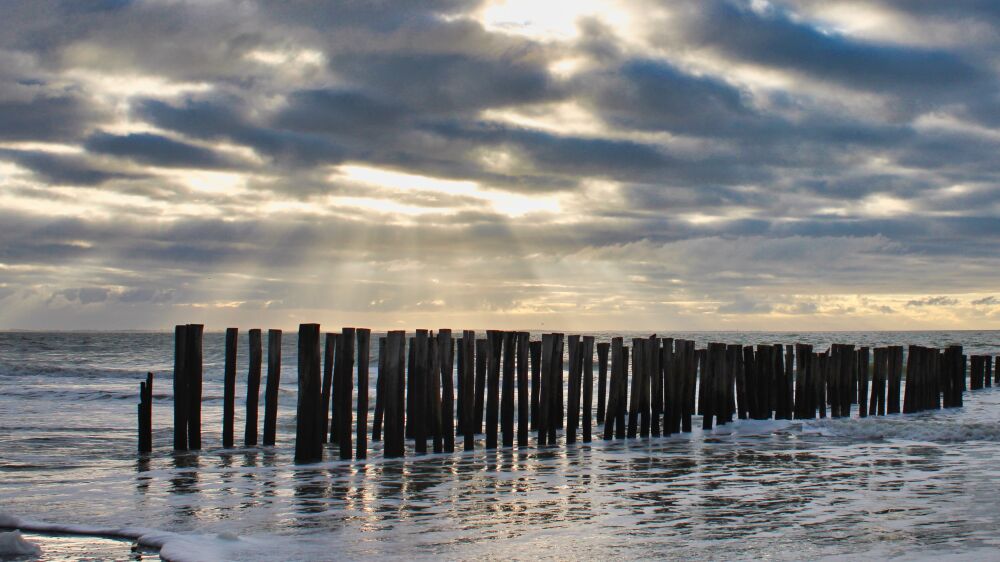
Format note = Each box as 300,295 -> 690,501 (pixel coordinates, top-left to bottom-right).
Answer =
1,330 -> 999,561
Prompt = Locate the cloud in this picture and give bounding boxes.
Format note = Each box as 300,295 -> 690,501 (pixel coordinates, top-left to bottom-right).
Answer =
972,296 -> 998,306
906,296 -> 959,308
83,132 -> 244,169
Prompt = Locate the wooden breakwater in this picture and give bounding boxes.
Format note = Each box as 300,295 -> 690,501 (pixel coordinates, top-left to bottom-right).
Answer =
142,325 -> 999,462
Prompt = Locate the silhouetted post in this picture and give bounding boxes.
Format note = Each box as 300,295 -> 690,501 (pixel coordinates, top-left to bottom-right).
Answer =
596,342 -> 609,423
406,335 -> 416,440
903,345 -> 918,414
295,323 -> 322,464
697,348 -> 708,417
486,330 -> 502,449
555,333 -> 565,430
501,331 -> 516,448
870,347 -> 885,415
566,335 -> 581,445
475,338 -> 487,434
185,324 -> 204,450
603,337 -> 623,440
428,333 -> 442,454
682,340 -> 697,433
662,338 -> 677,434
986,357 -> 994,390
517,332 -> 530,447
539,334 -> 554,446
461,331 -> 476,451
726,344 -> 742,423
716,342 -> 733,424
222,328 -> 238,449
784,344 -> 794,420
263,329 -> 282,446
628,338 -> 643,438
530,340 -> 542,431
971,356 -> 984,390
439,330 -> 455,453
384,330 -> 405,458
942,346 -> 961,408
413,329 -> 428,455
858,347 -> 869,418
356,328 -> 370,460
373,336 -> 386,441
173,325 -> 189,451
138,372 -> 153,453
887,346 -> 902,414
582,336 -> 595,443
321,333 -> 336,444
336,328 -> 356,459
639,337 -> 652,437
649,336 -> 661,436
245,329 -> 262,447
815,352 -> 827,419
995,356 -> 999,387
456,340 -> 464,437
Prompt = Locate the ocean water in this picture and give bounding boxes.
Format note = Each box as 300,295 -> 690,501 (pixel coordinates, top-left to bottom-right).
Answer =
1,330 -> 998,561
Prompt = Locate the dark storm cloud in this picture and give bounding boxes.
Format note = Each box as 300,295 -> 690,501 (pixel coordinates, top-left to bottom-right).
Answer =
0,94 -> 100,142
665,0 -> 984,98
83,132 -> 244,170
0,149 -> 132,185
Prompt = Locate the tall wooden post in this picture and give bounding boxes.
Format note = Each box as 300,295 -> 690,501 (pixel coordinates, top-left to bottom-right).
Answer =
321,333 -> 336,443
582,336 -> 595,443
384,330 -> 405,458
516,332 -> 530,447
245,329 -> 262,447
295,323 -> 322,464
356,328 -> 371,460
222,328 -> 238,448
185,324 -> 203,450
439,330 -> 455,453
262,329 -> 282,446
173,325 -> 189,451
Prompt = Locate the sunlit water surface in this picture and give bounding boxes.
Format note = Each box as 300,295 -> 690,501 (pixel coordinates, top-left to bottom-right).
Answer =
1,331 -> 999,560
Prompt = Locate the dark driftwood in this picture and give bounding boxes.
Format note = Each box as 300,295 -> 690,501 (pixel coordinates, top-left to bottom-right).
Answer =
263,329 -> 282,447
245,329 -> 262,447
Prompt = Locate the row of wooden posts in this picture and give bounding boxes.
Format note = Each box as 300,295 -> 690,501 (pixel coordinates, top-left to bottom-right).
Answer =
140,325 -> 999,461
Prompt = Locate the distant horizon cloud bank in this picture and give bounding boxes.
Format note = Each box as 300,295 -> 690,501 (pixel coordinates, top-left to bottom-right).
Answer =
0,0 -> 998,330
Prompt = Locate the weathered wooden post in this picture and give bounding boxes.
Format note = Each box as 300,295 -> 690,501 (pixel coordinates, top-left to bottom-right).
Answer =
138,372 -> 153,453
185,324 -> 204,450
428,333 -> 443,454
682,340 -> 697,433
970,355 -> 984,390
321,333 -> 336,443
173,325 -> 189,451
245,329 -> 262,447
439,330 -> 455,453
628,338 -> 643,438
870,347 -> 885,415
582,336 -> 595,443
566,335 -> 581,444
373,336 -> 386,441
335,328 -> 356,460
295,323 -> 322,464
530,340 -> 542,431
222,327 -> 238,448
384,330 -> 405,458
517,332 -> 530,447
662,338 -> 676,433
649,336 -> 661,437
412,330 -> 428,454
857,347 -> 869,417
456,338 -> 464,437
539,333 -> 554,446
903,345 -> 918,414
727,344 -> 743,422
485,330 -> 502,449
639,337 -> 652,437
555,333 -> 565,430
596,342 -> 609,423
603,337 -> 623,440
461,330 -> 476,451
986,357 -> 994,389
357,328 -> 371,460
475,338 -> 487,434
887,346 -> 902,414
501,331 -> 516,448
262,329 -> 282,446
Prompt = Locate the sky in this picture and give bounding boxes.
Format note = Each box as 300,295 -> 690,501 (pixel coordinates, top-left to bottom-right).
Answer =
0,0 -> 998,331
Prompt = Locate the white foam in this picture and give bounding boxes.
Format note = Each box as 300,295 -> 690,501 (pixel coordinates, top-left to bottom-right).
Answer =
0,530 -> 42,556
